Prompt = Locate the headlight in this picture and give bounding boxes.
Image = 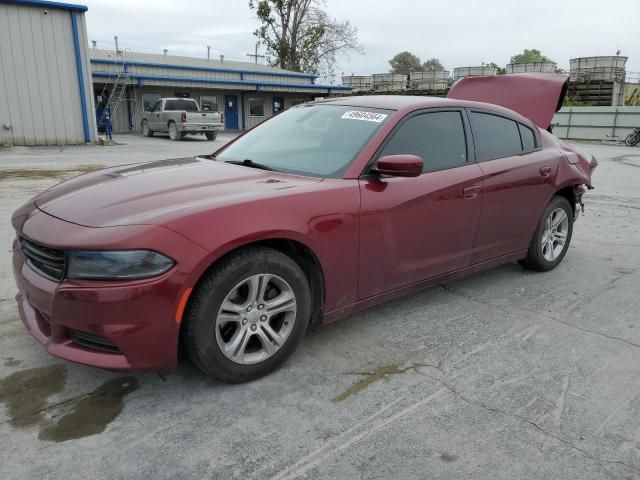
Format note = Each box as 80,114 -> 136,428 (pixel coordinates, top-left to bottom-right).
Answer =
67,250 -> 175,280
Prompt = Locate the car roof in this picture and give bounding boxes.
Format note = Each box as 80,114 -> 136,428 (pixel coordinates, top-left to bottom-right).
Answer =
317,95 -> 536,126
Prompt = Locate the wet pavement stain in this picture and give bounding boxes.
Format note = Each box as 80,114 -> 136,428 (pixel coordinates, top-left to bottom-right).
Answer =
0,364 -> 67,427
3,357 -> 20,367
0,165 -> 104,181
439,452 -> 458,463
38,376 -> 139,442
333,363 -> 432,403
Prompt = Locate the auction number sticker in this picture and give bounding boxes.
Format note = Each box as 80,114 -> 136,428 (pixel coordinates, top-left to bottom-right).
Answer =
341,111 -> 388,123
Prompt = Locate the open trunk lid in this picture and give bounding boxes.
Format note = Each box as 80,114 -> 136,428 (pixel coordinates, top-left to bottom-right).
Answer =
447,73 -> 569,130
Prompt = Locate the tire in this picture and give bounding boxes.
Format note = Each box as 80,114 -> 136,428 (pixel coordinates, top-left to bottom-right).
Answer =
142,120 -> 153,137
182,246 -> 311,383
625,132 -> 640,147
168,122 -> 182,141
205,132 -> 217,141
520,196 -> 574,272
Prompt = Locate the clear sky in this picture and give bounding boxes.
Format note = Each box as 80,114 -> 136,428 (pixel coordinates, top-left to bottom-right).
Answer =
83,0 -> 640,79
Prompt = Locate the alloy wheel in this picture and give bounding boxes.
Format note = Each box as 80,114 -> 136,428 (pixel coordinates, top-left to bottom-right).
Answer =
215,274 -> 297,365
541,207 -> 569,261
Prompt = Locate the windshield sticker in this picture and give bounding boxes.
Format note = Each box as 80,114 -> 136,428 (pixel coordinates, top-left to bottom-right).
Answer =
341,111 -> 388,123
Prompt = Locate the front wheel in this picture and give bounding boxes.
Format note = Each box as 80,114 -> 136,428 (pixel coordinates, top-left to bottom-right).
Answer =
520,196 -> 574,272
625,131 -> 640,147
142,120 -> 153,137
182,247 -> 311,383
168,122 -> 182,141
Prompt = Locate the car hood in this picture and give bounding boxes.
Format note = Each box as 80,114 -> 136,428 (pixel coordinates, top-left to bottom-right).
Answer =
33,157 -> 323,228
447,73 -> 569,130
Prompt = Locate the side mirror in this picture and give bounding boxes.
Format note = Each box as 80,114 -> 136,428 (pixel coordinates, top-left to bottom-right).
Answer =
374,155 -> 423,178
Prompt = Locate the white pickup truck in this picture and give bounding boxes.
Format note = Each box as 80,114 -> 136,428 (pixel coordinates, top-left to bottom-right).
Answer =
141,98 -> 224,141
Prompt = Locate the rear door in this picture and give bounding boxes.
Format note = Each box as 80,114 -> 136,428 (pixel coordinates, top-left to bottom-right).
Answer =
357,109 -> 484,299
468,110 -> 557,263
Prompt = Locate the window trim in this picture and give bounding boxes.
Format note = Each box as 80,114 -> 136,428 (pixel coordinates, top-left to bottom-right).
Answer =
142,93 -> 162,112
467,108 -> 542,162
362,107 -> 474,177
517,122 -> 539,153
248,97 -> 266,118
200,94 -> 220,112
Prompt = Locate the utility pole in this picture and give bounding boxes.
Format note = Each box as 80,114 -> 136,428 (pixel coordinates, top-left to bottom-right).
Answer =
246,43 -> 266,64
207,45 -> 211,60
114,35 -> 119,56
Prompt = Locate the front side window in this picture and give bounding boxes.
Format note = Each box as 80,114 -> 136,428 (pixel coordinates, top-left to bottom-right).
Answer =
164,99 -> 199,112
216,104 -> 390,178
379,111 -> 468,173
470,111 -> 523,161
150,100 -> 162,112
142,94 -> 161,112
249,98 -> 265,117
201,96 -> 219,112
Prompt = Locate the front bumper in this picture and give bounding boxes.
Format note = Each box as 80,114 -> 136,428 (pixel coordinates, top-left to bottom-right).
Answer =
11,210 -> 207,373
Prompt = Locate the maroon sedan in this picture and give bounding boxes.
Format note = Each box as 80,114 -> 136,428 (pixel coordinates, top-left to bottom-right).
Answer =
12,74 -> 595,382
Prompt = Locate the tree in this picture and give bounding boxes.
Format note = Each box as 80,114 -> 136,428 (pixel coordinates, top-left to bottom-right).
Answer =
389,51 -> 423,75
249,0 -> 362,78
487,62 -> 507,75
509,48 -> 554,64
422,58 -> 444,71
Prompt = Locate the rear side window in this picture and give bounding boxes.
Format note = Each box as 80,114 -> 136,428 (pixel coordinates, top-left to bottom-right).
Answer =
470,111 -> 522,161
379,111 -> 467,173
519,123 -> 537,151
164,99 -> 199,112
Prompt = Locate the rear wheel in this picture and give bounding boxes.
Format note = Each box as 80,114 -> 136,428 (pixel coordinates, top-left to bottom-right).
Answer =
521,196 -> 573,272
182,247 -> 311,383
205,132 -> 217,141
142,120 -> 153,137
168,122 -> 182,141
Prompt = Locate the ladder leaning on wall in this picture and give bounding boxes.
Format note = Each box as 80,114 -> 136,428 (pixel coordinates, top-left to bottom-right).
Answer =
97,48 -> 137,132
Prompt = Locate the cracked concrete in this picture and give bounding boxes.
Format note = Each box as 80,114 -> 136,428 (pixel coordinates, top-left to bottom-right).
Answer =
0,136 -> 639,479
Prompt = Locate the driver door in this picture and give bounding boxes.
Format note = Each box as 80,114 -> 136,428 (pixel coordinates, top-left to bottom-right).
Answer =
357,110 -> 483,300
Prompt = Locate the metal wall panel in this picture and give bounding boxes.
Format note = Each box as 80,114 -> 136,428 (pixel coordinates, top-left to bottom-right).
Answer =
0,3 -> 95,145
552,106 -> 640,140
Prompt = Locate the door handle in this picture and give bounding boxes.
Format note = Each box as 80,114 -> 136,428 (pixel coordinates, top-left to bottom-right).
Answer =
463,184 -> 481,199
540,166 -> 552,177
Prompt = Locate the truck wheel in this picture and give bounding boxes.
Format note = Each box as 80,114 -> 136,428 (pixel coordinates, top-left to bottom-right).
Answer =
205,132 -> 217,141
182,246 -> 311,383
142,120 -> 153,137
168,122 -> 182,141
520,196 -> 573,272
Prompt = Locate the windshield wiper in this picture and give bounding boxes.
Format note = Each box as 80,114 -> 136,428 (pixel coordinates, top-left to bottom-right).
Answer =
225,159 -> 276,172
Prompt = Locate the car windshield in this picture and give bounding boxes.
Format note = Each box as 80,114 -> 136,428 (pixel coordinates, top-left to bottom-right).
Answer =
216,104 -> 391,177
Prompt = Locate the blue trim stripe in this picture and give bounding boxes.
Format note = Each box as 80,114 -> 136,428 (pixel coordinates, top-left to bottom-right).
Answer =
70,12 -> 90,142
90,58 -> 318,80
1,0 -> 88,12
92,71 -> 351,92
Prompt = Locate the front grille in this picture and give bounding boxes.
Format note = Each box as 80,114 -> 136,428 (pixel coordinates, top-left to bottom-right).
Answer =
20,238 -> 66,281
69,329 -> 120,354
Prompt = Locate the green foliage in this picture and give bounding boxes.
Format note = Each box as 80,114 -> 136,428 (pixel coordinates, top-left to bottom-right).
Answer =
487,62 -> 507,75
624,88 -> 640,106
510,49 -> 554,64
563,95 -> 587,106
389,51 -> 423,75
423,58 -> 444,72
249,0 -> 361,77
